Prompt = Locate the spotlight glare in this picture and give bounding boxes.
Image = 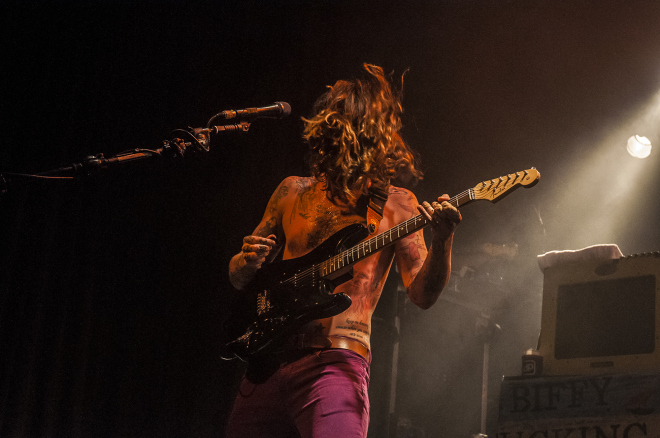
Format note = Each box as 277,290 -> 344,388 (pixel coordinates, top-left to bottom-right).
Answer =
627,135 -> 652,159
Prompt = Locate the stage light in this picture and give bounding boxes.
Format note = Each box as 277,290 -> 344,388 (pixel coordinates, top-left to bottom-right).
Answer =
627,135 -> 652,158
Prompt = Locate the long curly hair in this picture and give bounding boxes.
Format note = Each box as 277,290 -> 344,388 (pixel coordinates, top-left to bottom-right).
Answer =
303,64 -> 423,203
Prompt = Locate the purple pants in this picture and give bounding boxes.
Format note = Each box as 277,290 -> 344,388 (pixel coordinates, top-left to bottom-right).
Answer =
225,349 -> 371,438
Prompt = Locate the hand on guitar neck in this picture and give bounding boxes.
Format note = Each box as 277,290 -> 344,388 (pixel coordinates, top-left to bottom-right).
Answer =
417,193 -> 462,243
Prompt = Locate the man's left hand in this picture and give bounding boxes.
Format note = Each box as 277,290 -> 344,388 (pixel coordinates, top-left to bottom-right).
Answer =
417,194 -> 462,241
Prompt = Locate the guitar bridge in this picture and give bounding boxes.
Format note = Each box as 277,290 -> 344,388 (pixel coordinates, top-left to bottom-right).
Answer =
257,290 -> 273,315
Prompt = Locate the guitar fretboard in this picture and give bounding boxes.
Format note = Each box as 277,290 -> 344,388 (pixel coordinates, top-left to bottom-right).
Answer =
318,188 -> 475,278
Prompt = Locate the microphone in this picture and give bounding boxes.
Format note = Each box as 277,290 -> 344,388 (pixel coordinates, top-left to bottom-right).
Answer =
221,102 -> 291,120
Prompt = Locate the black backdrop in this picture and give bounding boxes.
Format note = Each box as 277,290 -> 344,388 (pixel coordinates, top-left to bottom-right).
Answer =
2,1 -> 660,437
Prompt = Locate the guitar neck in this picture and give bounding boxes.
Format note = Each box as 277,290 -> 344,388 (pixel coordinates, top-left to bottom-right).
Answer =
319,188 -> 475,279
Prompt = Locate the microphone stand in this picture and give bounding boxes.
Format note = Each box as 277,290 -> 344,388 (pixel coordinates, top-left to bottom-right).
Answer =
474,315 -> 501,438
0,121 -> 251,190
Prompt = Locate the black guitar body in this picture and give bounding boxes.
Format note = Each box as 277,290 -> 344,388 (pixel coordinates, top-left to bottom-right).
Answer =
223,223 -> 369,361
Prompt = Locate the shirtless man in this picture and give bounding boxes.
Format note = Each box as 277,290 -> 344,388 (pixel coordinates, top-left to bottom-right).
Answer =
225,64 -> 461,438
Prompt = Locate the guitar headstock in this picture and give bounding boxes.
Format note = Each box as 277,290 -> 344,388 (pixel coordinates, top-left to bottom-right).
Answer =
473,168 -> 540,203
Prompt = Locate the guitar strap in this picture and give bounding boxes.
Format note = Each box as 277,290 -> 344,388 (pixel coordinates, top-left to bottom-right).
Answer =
366,186 -> 389,236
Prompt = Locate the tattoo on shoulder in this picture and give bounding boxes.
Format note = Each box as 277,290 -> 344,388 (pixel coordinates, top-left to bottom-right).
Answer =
291,176 -> 312,189
389,187 -> 415,203
397,202 -> 415,215
291,178 -> 315,222
388,186 -> 418,217
389,186 -> 410,196
271,184 -> 289,205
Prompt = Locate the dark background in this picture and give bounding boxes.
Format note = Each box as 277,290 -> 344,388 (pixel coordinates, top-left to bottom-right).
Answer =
2,1 -> 660,437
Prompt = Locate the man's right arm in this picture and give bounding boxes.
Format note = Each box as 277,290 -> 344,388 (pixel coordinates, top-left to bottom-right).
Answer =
228,178 -> 290,290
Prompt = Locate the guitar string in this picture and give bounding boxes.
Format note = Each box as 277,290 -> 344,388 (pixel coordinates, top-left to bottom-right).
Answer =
280,188 -> 477,288
280,186 -> 493,287
315,188 -> 477,277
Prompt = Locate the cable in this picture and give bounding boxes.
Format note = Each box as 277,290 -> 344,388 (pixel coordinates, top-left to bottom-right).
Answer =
0,172 -> 74,180
116,148 -> 162,157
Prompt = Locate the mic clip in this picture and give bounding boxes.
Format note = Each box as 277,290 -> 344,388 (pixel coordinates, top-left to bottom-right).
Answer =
183,122 -> 251,156
208,121 -> 251,134
193,121 -> 251,137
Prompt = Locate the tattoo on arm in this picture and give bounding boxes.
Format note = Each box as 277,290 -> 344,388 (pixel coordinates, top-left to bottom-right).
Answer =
401,233 -> 423,259
398,232 -> 426,282
406,240 -> 422,261
254,216 -> 278,237
252,179 -> 292,238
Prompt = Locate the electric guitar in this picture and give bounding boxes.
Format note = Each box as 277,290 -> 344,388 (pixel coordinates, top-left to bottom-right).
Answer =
223,168 -> 540,361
